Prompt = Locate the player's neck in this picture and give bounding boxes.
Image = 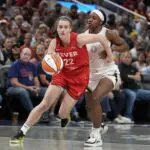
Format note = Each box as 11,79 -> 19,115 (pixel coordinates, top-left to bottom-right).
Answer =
89,26 -> 102,34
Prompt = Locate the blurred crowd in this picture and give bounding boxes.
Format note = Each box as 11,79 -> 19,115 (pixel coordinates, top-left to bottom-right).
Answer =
63,0 -> 150,20
0,0 -> 150,124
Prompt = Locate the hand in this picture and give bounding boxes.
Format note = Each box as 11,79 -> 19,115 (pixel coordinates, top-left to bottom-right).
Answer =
105,54 -> 113,63
128,74 -> 141,81
34,87 -> 40,93
98,51 -> 107,59
27,86 -> 36,92
108,92 -> 114,99
134,74 -> 141,81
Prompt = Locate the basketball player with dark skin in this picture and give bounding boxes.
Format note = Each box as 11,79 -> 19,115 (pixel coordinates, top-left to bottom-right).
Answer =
10,16 -> 113,145
84,10 -> 129,146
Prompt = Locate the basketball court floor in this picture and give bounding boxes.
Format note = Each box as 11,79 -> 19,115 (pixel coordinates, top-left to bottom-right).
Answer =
0,121 -> 150,150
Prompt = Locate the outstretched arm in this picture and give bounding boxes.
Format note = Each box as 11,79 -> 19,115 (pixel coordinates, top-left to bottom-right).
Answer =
107,30 -> 129,52
77,33 -> 113,62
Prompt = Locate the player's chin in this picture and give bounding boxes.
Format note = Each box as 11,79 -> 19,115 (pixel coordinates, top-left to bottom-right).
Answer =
87,24 -> 94,29
59,34 -> 65,39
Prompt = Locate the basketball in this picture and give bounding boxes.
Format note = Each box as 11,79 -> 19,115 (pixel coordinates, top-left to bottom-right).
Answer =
42,53 -> 63,75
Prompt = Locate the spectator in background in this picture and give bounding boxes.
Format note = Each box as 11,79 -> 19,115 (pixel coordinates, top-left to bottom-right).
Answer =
55,3 -> 63,18
106,79 -> 134,123
129,31 -> 139,45
44,38 -> 52,51
0,19 -> 11,39
38,0 -> 48,20
16,21 -> 31,46
38,23 -> 49,36
136,20 -> 148,39
120,14 -> 133,34
30,0 -> 42,8
24,0 -> 32,9
31,16 -> 41,34
14,15 -> 24,28
132,52 -> 147,71
67,5 -> 79,31
20,32 -> 34,58
16,0 -> 28,6
123,0 -> 135,11
140,52 -> 150,74
0,7 -> 10,28
134,2 -> 147,21
107,90 -> 132,123
117,25 -> 134,49
0,48 -> 5,66
119,52 -> 150,120
67,5 -> 78,20
33,10 -> 40,18
16,0 -> 42,8
6,47 -> 46,113
31,28 -> 43,48
22,6 -> 33,23
76,11 -> 87,33
3,0 -> 14,18
11,24 -> 21,39
2,37 -> 14,65
21,22 -> 31,34
37,63 -> 52,87
0,7 -> 5,20
12,7 -> 21,20
44,10 -> 57,30
31,30 -> 44,49
11,43 -> 20,61
130,39 -> 147,61
106,13 -> 117,30
30,44 -> 45,65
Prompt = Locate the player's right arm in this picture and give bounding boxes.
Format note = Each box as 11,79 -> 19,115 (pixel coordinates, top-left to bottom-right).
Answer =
77,33 -> 113,63
47,39 -> 56,54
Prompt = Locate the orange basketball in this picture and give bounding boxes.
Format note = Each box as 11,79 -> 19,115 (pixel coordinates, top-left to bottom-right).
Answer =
42,53 -> 63,75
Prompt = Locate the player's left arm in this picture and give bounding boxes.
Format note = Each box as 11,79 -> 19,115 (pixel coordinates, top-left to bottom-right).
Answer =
107,30 -> 129,52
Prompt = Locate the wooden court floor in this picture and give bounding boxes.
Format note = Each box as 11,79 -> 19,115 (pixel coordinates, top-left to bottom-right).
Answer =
0,121 -> 150,150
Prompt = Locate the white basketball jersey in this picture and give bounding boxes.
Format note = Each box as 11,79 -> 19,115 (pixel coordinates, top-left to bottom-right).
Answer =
85,27 -> 119,81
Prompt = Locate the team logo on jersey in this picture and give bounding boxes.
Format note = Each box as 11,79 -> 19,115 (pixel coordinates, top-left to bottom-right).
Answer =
71,46 -> 76,50
91,45 -> 103,53
91,46 -> 97,53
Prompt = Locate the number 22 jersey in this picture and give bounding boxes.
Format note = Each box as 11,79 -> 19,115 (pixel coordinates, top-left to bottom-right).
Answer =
55,32 -> 89,74
50,32 -> 89,99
